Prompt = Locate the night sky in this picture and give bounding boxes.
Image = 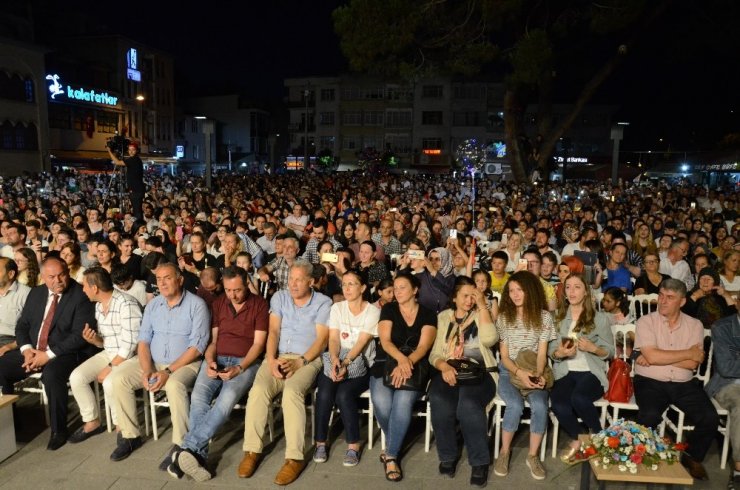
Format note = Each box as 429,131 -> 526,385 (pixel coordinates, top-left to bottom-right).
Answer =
30,0 -> 740,155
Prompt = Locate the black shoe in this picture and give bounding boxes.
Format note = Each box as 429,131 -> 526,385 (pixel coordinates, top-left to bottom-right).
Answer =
439,460 -> 458,478
68,425 -> 105,444
470,465 -> 489,487
681,453 -> 709,481
110,436 -> 143,462
729,471 -> 740,489
47,432 -> 68,451
159,444 -> 182,471
167,461 -> 184,480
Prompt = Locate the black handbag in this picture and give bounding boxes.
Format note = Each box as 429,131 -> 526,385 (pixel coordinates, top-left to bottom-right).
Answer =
383,342 -> 430,391
445,357 -> 495,386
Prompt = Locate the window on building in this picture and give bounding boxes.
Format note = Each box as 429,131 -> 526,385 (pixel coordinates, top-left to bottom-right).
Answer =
452,112 -> 482,126
1,121 -> 13,149
320,88 -> 335,101
363,111 -> 384,126
341,87 -> 360,100
421,111 -> 443,125
24,79 -> 34,102
452,84 -> 485,99
386,109 -> 412,128
97,111 -> 118,134
48,105 -> 72,129
342,111 -> 361,126
191,120 -> 199,133
421,85 -> 444,98
319,135 -> 335,150
363,135 -> 381,149
319,112 -> 335,125
386,86 -> 413,101
385,133 -> 411,153
192,144 -> 199,160
363,87 -> 384,99
343,135 -> 360,150
422,137 -> 443,150
72,111 -> 92,131
0,73 -> 25,102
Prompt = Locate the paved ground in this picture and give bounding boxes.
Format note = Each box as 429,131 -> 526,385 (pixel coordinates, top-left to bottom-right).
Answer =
0,393 -> 731,489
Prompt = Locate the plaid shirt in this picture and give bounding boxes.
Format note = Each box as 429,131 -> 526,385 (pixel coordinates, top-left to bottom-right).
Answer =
372,233 -> 403,256
97,290 -> 143,359
302,236 -> 343,264
269,256 -> 291,290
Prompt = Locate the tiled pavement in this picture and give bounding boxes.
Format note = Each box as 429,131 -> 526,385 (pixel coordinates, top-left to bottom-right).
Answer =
0,395 -> 731,489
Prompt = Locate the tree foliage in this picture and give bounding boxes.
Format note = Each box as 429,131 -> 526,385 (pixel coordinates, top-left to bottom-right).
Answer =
333,0 -> 664,182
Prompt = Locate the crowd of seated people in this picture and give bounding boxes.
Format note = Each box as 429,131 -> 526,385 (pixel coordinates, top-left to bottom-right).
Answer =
1,169 -> 740,486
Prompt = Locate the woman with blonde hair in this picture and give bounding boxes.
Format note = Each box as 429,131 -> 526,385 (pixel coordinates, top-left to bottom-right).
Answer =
493,271 -> 557,481
548,274 -> 613,463
501,232 -> 523,272
719,249 -> 740,293
630,223 -> 658,258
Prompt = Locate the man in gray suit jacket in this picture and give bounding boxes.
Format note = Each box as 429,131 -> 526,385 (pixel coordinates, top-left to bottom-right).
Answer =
706,313 -> 740,488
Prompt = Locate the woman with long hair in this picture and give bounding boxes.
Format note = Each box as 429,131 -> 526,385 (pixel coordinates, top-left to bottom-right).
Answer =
502,232 -> 523,273
630,223 -> 658,258
370,274 -> 437,482
493,271 -> 556,481
719,249 -> 740,293
429,276 -> 498,487
14,247 -> 40,287
313,271 -> 380,467
555,256 -> 585,305
549,274 -> 614,463
117,233 -> 143,280
60,242 -> 86,283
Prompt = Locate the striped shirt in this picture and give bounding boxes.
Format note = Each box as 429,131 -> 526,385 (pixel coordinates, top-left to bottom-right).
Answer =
97,289 -> 143,359
496,310 -> 557,359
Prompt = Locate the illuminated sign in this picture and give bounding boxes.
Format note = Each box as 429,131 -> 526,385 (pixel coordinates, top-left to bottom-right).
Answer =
127,48 -> 141,82
555,156 -> 589,163
422,149 -> 441,155
45,73 -> 119,107
176,145 -> 185,159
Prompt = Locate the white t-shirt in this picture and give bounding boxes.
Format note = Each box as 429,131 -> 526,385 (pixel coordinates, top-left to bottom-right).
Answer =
328,301 -> 380,357
565,320 -> 590,372
721,274 -> 740,293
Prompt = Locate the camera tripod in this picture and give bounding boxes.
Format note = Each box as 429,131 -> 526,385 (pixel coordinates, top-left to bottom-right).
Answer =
101,162 -> 129,214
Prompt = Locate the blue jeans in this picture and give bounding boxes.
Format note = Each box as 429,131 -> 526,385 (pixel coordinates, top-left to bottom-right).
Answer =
497,366 -> 549,434
369,375 -> 422,459
181,355 -> 260,459
314,372 -> 369,444
429,373 -> 495,466
550,371 -> 603,439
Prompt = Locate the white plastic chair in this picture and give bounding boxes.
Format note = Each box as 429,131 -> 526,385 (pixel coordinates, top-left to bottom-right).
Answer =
379,393 -> 433,453
661,329 -> 714,447
322,389 -> 376,449
711,397 -> 731,469
628,294 -> 658,320
491,352 -> 548,461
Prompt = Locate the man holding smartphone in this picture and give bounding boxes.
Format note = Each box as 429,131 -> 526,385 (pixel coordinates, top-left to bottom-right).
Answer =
167,266 -> 268,481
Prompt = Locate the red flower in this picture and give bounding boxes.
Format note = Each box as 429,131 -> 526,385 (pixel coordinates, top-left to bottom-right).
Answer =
674,442 -> 688,451
585,446 -> 597,456
635,444 -> 646,455
630,454 -> 643,464
607,437 -> 620,449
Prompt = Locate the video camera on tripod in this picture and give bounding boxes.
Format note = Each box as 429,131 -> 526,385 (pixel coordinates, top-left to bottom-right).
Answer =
106,134 -> 131,157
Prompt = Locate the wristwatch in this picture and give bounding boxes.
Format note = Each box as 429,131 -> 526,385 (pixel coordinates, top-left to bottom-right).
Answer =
300,356 -> 309,366
164,367 -> 173,375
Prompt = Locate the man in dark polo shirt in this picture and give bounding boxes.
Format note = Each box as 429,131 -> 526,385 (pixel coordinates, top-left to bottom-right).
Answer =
167,266 -> 268,482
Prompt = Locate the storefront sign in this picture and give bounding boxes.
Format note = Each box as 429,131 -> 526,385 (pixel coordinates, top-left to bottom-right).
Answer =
555,156 -> 589,163
45,73 -> 119,106
127,48 -> 141,82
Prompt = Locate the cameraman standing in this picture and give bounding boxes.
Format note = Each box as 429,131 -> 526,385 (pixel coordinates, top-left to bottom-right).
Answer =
107,141 -> 145,220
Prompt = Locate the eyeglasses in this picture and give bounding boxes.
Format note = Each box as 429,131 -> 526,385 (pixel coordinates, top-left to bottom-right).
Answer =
645,259 -> 660,264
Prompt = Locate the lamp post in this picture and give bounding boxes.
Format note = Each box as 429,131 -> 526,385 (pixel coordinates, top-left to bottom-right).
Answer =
135,94 -> 145,146
610,122 -> 629,186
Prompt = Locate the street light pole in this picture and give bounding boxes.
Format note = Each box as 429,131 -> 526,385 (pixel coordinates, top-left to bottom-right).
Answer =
136,94 -> 145,146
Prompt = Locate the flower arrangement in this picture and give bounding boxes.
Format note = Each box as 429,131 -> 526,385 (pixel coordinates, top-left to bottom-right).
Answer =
572,419 -> 687,473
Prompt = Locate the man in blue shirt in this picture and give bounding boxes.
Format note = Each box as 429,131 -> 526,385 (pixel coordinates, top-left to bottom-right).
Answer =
238,260 -> 331,485
706,313 -> 740,489
109,262 -> 210,466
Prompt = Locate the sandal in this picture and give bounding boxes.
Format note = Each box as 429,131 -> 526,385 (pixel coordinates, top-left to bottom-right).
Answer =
379,452 -> 387,464
384,458 -> 403,482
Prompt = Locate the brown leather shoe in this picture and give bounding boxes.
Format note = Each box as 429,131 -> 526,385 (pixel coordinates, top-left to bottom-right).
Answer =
237,451 -> 261,478
274,459 -> 307,486
680,453 -> 709,481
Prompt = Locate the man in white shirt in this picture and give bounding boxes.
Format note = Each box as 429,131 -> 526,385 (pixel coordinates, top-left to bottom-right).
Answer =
561,227 -> 598,257
0,223 -> 26,259
659,239 -> 691,287
0,257 -> 31,352
284,204 -> 308,234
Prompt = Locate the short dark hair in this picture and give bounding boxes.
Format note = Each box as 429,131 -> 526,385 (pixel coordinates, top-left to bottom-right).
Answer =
110,263 -> 133,286
222,265 -> 248,286
83,266 -> 114,292
492,250 -> 509,263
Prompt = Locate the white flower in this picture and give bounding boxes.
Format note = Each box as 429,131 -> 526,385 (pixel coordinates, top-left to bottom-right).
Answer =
593,461 -> 600,468
659,452 -> 667,460
651,464 -> 658,471
629,467 -> 638,474
603,457 -> 609,465
618,465 -> 627,472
